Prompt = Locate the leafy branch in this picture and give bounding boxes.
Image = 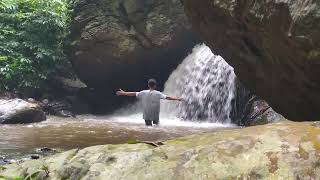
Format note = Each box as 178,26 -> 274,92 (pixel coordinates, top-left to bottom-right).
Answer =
0,0 -> 73,92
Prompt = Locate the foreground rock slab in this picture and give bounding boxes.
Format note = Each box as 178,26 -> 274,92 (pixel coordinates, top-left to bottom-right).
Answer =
183,0 -> 320,121
0,99 -> 46,124
1,121 -> 320,179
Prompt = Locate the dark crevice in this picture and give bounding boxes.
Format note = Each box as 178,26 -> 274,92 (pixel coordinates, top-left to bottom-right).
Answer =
242,37 -> 262,57
118,3 -> 131,29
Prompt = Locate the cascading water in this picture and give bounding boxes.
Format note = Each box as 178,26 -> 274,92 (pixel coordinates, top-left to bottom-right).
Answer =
161,44 -> 236,124
110,43 -> 239,127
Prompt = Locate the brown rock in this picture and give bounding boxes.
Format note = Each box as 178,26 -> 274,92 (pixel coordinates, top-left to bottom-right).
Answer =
182,0 -> 320,120
68,0 -> 199,96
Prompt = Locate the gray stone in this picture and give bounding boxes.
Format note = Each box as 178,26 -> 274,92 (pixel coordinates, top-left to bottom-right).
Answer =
0,99 -> 46,124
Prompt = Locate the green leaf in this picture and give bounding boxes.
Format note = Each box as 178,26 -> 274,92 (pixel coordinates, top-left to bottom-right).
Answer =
12,177 -> 24,180
24,171 -> 41,180
0,56 -> 8,61
4,73 -> 11,80
127,140 -> 138,144
0,0 -> 73,92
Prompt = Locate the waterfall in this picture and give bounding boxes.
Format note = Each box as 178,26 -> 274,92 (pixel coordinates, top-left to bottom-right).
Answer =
110,43 -> 276,127
161,44 -> 236,124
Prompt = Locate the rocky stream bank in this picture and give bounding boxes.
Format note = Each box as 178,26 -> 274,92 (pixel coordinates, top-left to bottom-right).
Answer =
1,121 -> 320,179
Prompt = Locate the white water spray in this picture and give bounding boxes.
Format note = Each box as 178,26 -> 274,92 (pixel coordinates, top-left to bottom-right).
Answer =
161,44 -> 236,123
109,44 -> 237,127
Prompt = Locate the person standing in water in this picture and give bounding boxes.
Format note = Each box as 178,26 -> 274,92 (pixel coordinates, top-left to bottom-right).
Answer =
116,79 -> 183,126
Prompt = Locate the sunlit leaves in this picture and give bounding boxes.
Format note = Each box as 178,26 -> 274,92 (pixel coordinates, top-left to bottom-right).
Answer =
0,0 -> 72,91
0,0 -> 17,11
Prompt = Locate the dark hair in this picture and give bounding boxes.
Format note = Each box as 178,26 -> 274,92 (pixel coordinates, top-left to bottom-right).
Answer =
148,79 -> 157,88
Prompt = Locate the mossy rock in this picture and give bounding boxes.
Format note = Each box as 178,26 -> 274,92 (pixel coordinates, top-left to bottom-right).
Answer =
2,121 -> 320,179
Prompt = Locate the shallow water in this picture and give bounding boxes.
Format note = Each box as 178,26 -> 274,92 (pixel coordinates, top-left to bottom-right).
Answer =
0,114 -> 235,158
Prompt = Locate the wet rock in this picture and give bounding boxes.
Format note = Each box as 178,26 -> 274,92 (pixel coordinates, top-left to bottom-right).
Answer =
0,99 -> 46,124
36,147 -> 57,153
183,0 -> 320,121
312,121 -> 320,128
42,96 -> 91,117
239,98 -> 282,126
58,110 -> 74,118
2,121 -> 320,179
0,156 -> 10,165
246,105 -> 283,126
34,147 -> 59,158
0,148 -> 60,166
27,98 -> 35,102
30,154 -> 40,160
230,81 -> 281,126
231,81 -> 282,126
41,99 -> 49,104
43,100 -> 74,117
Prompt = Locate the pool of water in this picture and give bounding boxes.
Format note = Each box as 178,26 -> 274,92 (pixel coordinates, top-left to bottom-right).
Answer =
0,114 -> 235,158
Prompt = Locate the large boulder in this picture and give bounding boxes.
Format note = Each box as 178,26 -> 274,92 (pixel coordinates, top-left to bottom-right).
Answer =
0,99 -> 46,124
231,81 -> 282,126
2,121 -> 320,179
68,0 -> 199,100
182,0 -> 320,121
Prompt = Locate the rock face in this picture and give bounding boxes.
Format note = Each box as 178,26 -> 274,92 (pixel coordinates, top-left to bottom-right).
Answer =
0,99 -> 46,124
182,0 -> 320,121
231,82 -> 282,126
68,0 -> 199,99
241,99 -> 282,126
2,121 -> 320,179
231,81 -> 282,126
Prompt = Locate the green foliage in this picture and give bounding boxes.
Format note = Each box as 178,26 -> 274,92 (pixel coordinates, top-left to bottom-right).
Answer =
127,139 -> 138,144
41,164 -> 50,177
0,175 -> 23,180
12,178 -> 23,180
0,164 -> 50,180
24,171 -> 40,180
0,0 -> 72,91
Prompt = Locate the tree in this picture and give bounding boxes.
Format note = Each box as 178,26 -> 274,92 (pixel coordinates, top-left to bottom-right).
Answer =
0,0 -> 72,91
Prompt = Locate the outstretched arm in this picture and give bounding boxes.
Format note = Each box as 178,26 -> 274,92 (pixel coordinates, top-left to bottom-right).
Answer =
166,96 -> 183,101
116,89 -> 136,97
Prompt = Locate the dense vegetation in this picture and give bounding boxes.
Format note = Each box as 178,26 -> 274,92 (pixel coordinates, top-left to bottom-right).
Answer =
0,0 -> 72,92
